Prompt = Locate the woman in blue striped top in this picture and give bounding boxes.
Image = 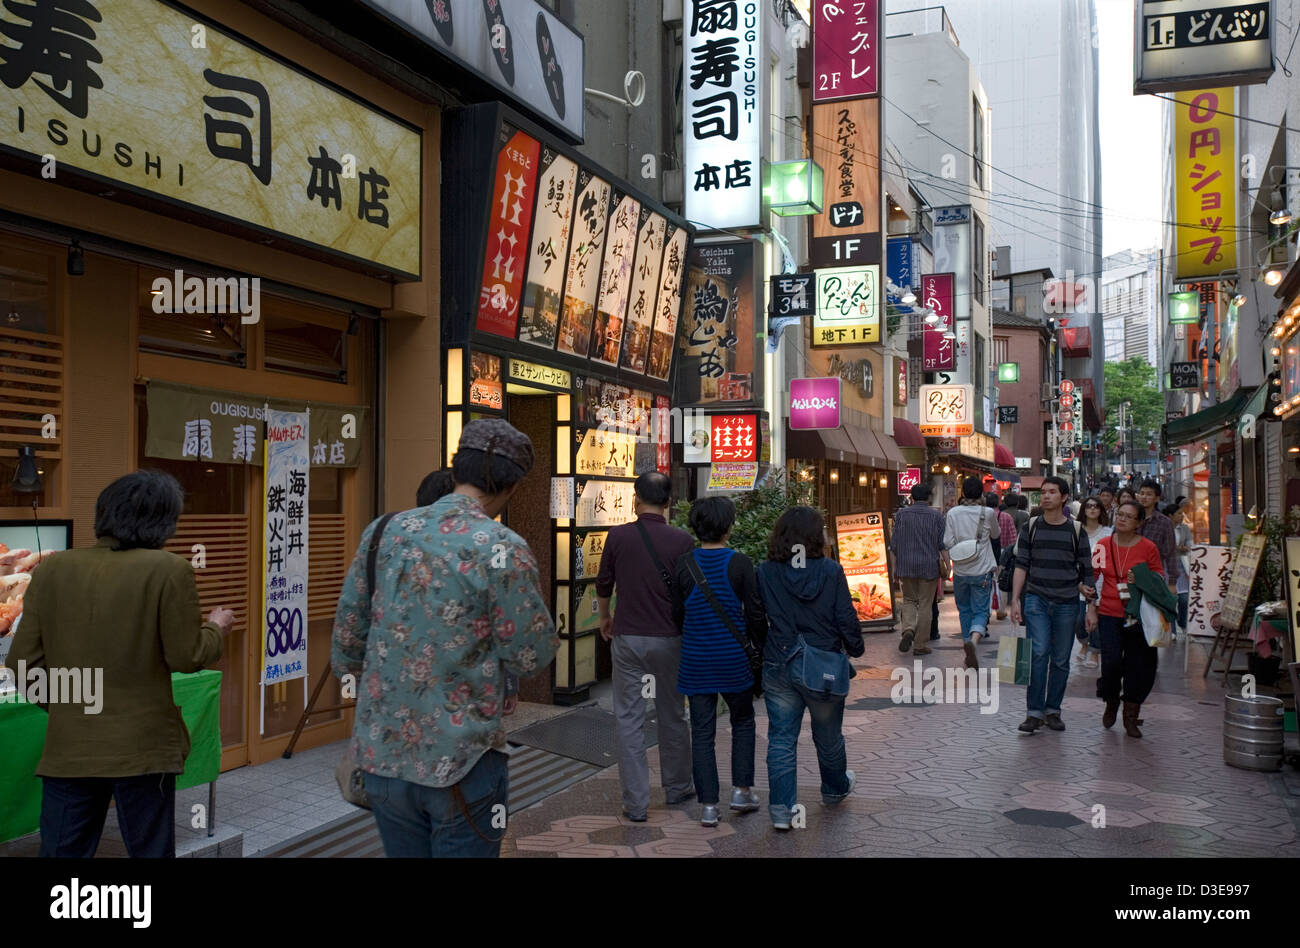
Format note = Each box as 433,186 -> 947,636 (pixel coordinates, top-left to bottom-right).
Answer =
671,497 -> 768,828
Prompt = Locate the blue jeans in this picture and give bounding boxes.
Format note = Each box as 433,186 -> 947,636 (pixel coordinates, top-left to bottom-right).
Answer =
763,650 -> 851,824
364,750 -> 508,858
953,573 -> 993,641
688,692 -> 756,805
1023,593 -> 1079,719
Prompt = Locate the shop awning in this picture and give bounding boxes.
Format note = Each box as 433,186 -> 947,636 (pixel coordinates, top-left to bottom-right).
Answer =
994,441 -> 1015,468
846,427 -> 886,469
1020,476 -> 1045,490
877,431 -> 907,470
892,417 -> 925,448
786,425 -> 860,466
1162,387 -> 1253,447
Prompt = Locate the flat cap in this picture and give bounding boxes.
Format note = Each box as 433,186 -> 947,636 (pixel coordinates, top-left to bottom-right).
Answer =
457,417 -> 534,474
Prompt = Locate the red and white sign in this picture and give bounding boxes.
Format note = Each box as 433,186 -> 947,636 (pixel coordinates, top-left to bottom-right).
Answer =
812,0 -> 880,102
897,467 -> 922,494
476,129 -> 541,338
921,273 -> 955,371
710,414 -> 758,463
1059,393 -> 1074,409
1057,409 -> 1073,424
1059,378 -> 1075,395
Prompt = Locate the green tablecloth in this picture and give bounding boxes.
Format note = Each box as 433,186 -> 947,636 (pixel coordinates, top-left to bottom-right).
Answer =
0,669 -> 222,844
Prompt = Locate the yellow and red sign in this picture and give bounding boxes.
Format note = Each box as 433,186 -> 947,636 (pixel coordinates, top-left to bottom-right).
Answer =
1174,88 -> 1237,280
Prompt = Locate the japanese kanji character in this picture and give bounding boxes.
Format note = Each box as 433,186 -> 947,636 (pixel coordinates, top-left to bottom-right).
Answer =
358,167 -> 390,227
693,162 -> 722,191
329,441 -> 345,465
725,159 -> 752,188
288,469 -> 307,496
182,419 -> 214,460
689,0 -> 737,36
202,69 -> 272,186
0,0 -> 103,119
306,146 -> 342,209
688,37 -> 739,90
691,91 -> 738,140
232,424 -> 257,463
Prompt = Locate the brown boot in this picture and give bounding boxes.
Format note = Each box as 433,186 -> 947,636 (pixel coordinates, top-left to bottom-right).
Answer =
1122,701 -> 1143,738
1102,700 -> 1120,729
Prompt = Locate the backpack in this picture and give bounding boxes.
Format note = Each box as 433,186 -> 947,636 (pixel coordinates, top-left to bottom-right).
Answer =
1011,515 -> 1085,589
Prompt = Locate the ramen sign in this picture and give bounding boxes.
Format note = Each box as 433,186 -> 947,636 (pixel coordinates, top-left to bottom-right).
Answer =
919,383 -> 974,438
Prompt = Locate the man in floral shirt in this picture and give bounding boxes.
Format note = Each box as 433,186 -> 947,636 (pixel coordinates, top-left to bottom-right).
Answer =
332,419 -> 557,857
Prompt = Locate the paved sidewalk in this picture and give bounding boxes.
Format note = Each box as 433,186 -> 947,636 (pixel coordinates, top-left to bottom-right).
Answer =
500,599 -> 1300,858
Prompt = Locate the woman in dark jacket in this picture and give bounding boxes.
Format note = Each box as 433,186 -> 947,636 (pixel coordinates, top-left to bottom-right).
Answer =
671,497 -> 767,827
756,506 -> 864,831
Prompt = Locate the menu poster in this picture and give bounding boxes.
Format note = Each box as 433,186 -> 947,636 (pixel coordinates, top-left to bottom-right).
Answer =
590,191 -> 641,365
573,378 -> 651,432
1220,533 -> 1267,632
549,477 -> 575,519
834,511 -> 894,624
469,351 -> 504,410
520,149 -> 579,350
476,127 -> 541,338
706,462 -> 758,492
649,225 -> 688,381
557,170 -> 612,356
575,478 -> 636,528
620,209 -> 667,373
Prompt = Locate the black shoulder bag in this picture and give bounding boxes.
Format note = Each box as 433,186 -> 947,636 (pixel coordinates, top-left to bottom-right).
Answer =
634,519 -> 674,593
682,553 -> 764,698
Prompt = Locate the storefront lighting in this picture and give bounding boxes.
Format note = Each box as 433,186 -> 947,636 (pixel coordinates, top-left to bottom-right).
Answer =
1264,268 -> 1284,287
1270,206 -> 1293,226
878,475 -> 888,488
765,159 -> 825,216
1271,346 -> 1282,357
829,468 -> 839,483
1289,446 -> 1300,455
6,309 -> 19,324
942,464 -> 951,474
924,309 -> 940,325
901,289 -> 917,305
858,472 -> 868,486
997,362 -> 1019,383
1231,293 -> 1247,308
1168,290 -> 1198,324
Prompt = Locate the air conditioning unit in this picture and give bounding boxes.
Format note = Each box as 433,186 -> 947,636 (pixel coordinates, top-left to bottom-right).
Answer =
1041,382 -> 1056,404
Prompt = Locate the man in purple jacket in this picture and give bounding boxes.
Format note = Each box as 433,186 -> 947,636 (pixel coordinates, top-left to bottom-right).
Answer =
597,472 -> 695,822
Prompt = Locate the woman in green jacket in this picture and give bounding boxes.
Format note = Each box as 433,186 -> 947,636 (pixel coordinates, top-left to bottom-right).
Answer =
9,470 -> 232,858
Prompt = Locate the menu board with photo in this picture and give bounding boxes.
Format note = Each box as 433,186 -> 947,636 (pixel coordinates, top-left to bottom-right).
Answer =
476,126 -> 541,338
469,351 -> 504,410
573,377 -> 651,433
619,209 -> 667,373
834,511 -> 894,625
649,225 -> 688,381
589,191 -> 641,366
519,149 -> 579,350
556,170 -> 612,356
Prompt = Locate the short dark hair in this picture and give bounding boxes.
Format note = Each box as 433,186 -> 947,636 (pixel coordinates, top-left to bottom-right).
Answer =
1078,496 -> 1110,527
984,492 -> 1000,508
94,470 -> 184,550
452,448 -> 529,494
1139,478 -> 1162,497
768,506 -> 825,562
1174,495 -> 1188,507
961,476 -> 983,500
910,482 -> 932,502
688,496 -> 735,543
1117,499 -> 1145,523
1161,501 -> 1182,518
1042,475 -> 1070,498
634,472 -> 672,507
416,469 -> 455,507
1117,487 -> 1136,503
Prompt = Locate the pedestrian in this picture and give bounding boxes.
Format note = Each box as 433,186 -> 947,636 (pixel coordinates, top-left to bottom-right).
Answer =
671,496 -> 767,827
1011,493 -> 1030,532
994,494 -> 1019,620
1073,497 -> 1112,668
1085,500 -> 1164,738
757,506 -> 863,831
1009,475 -> 1096,733
944,477 -> 1000,669
332,419 -> 558,858
10,470 -> 234,857
1166,501 -> 1191,637
1135,479 -> 1181,596
1116,486 -> 1136,512
596,472 -> 696,822
1097,486 -> 1116,523
890,481 -> 950,655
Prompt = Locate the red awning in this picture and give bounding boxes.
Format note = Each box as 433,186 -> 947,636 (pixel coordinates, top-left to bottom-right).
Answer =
1060,327 -> 1092,358
892,417 -> 925,448
994,442 -> 1015,467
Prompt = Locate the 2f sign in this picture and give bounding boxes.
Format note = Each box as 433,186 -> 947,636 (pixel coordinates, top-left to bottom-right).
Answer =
818,72 -> 842,94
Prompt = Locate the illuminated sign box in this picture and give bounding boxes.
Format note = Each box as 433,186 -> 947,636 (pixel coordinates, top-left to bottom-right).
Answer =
1134,0 -> 1273,94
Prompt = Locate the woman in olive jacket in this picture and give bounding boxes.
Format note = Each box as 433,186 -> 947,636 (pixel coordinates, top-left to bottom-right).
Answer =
9,470 -> 233,858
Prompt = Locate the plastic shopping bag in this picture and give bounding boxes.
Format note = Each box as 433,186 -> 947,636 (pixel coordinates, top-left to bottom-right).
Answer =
1140,597 -> 1173,648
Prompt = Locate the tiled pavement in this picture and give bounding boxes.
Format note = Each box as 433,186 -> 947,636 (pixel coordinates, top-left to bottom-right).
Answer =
500,599 -> 1300,859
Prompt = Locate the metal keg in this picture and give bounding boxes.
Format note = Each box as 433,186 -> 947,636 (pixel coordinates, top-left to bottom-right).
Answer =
1223,694 -> 1285,772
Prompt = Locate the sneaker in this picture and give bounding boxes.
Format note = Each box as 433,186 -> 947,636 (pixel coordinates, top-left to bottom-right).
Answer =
1018,716 -> 1043,733
730,788 -> 760,812
700,804 -> 720,827
823,770 -> 855,805
772,815 -> 792,831
899,630 -> 915,653
1044,713 -> 1066,732
624,810 -> 647,823
666,789 -> 696,805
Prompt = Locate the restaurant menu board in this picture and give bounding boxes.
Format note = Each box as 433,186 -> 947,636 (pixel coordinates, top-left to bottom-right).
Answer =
650,226 -> 688,381
469,351 -> 504,410
575,479 -> 636,528
1220,533 -> 1267,632
574,427 -> 639,478
476,127 -> 542,338
590,192 -> 641,365
557,171 -> 612,356
1285,538 -> 1300,659
520,149 -> 579,349
573,530 -> 609,580
620,210 -> 667,373
835,511 -> 894,624
573,377 -> 651,432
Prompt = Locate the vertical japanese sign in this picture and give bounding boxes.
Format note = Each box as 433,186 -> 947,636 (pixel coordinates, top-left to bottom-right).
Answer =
886,236 -> 915,307
654,394 -> 673,473
262,409 -> 309,685
589,191 -> 641,365
476,127 -> 541,337
520,149 -> 579,349
921,273 -> 955,371
678,240 -> 757,404
557,170 -> 612,356
811,98 -> 882,269
620,210 -> 667,373
1174,88 -> 1237,279
1187,544 -> 1233,638
682,0 -> 765,230
648,225 -> 688,381
812,0 -> 880,101
932,207 -> 971,320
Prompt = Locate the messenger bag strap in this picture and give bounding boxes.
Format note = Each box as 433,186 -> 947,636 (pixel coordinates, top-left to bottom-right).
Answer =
634,518 -> 673,592
682,553 -> 761,670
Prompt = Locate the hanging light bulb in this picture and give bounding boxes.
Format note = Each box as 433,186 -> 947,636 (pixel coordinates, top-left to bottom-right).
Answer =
901,288 -> 917,306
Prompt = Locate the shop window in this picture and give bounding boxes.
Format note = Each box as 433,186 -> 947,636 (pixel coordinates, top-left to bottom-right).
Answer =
0,241 -> 54,334
137,268 -> 247,367
263,309 -> 347,383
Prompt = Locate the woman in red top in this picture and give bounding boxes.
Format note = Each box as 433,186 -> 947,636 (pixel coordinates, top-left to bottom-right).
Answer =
1085,500 -> 1164,738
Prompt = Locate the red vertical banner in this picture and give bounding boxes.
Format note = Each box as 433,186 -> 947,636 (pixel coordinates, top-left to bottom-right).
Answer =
812,0 -> 880,102
921,272 -> 955,371
476,128 -> 542,338
654,395 -> 672,475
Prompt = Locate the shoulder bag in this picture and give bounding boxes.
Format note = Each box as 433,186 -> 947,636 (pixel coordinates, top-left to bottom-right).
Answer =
682,553 -> 763,697
337,511 -> 398,810
634,519 -> 673,593
948,506 -> 989,566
